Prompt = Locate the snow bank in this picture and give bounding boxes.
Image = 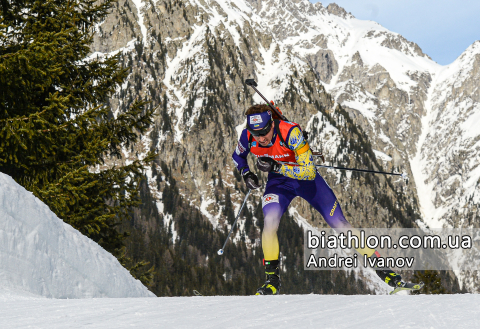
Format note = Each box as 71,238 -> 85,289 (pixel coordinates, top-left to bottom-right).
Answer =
0,173 -> 155,299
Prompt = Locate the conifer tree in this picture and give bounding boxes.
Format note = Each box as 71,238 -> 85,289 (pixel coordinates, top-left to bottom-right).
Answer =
0,0 -> 155,263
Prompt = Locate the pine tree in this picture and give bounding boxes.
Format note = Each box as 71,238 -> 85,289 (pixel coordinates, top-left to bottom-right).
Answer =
0,1 -> 155,264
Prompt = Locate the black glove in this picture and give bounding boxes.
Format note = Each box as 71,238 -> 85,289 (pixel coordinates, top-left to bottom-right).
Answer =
242,170 -> 260,190
257,157 -> 282,173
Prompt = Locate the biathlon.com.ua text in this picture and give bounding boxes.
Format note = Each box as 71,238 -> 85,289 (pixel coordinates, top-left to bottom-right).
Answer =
304,229 -> 474,270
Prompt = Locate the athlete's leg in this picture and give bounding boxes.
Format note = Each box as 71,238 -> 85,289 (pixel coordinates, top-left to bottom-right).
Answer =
299,173 -> 402,287
298,173 -> 375,257
298,173 -> 352,230
256,175 -> 296,295
261,176 -> 296,260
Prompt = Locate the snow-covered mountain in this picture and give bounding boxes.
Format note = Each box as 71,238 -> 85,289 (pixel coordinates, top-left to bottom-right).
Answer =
90,0 -> 480,292
0,173 -> 154,299
412,41 -> 480,229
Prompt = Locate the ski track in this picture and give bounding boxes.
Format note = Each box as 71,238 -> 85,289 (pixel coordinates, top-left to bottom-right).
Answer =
1,294 -> 479,328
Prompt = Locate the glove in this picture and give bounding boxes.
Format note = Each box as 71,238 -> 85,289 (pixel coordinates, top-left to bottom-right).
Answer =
242,170 -> 260,190
257,157 -> 282,173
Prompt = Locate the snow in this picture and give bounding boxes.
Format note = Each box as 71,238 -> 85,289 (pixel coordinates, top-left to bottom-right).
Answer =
460,104 -> 480,139
408,37 -> 480,235
373,149 -> 392,162
0,294 -> 479,328
235,119 -> 247,140
409,80 -> 446,229
200,196 -> 217,226
0,173 -> 154,299
163,24 -> 205,142
85,39 -> 136,63
342,95 -> 377,132
131,0 -> 147,43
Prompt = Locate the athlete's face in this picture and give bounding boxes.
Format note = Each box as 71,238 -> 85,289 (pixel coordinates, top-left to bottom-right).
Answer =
253,123 -> 275,146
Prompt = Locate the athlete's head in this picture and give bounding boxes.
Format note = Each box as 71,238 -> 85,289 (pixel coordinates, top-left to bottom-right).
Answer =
245,105 -> 276,146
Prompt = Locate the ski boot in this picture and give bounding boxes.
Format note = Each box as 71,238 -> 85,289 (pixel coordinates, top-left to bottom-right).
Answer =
376,269 -> 403,288
256,259 -> 281,295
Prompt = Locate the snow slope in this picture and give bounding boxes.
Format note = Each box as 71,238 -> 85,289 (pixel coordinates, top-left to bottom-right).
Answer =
0,294 -> 478,328
0,173 -> 154,299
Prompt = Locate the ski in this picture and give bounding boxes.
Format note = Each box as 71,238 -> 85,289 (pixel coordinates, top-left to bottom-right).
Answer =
193,290 -> 203,296
389,281 -> 424,295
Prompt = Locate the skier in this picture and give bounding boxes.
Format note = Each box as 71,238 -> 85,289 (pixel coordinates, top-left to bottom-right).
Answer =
232,104 -> 403,295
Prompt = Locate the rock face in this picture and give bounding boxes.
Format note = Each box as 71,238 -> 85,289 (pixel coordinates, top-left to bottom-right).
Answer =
90,0 -> 479,291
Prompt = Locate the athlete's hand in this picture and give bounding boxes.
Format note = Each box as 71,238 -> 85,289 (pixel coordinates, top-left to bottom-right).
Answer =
242,170 -> 260,190
257,157 -> 281,173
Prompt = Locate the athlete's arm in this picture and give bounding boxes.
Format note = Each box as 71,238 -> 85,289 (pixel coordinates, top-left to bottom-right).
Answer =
277,126 -> 316,180
232,129 -> 250,174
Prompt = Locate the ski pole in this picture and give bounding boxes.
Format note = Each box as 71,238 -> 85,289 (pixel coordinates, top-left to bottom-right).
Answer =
278,161 -> 407,178
245,79 -> 288,121
316,164 -> 407,178
217,189 -> 252,256
312,152 -> 325,163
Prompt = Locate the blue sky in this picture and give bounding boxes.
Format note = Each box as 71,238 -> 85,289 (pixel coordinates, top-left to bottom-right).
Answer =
311,0 -> 480,65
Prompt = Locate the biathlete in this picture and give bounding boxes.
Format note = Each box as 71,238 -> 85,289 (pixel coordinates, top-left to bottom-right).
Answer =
232,104 -> 402,295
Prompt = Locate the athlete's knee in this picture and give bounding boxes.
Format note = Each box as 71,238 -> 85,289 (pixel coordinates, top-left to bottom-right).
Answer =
262,200 -> 282,233
324,201 -> 352,229
263,213 -> 280,233
327,215 -> 352,230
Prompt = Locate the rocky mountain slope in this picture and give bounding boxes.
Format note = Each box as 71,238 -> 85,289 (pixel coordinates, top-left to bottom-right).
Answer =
89,0 -> 478,293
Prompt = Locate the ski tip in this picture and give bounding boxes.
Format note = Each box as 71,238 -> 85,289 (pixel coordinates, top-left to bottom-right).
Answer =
193,290 -> 203,296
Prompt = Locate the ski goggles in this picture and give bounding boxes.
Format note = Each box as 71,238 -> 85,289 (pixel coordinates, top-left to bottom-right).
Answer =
247,111 -> 273,136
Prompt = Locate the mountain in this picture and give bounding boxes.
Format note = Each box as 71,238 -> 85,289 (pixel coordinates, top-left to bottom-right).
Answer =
412,41 -> 480,229
0,173 -> 154,299
90,0 -> 477,294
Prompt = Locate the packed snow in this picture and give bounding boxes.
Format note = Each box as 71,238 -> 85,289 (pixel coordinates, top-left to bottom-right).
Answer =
1,294 -> 479,328
0,173 -> 154,299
